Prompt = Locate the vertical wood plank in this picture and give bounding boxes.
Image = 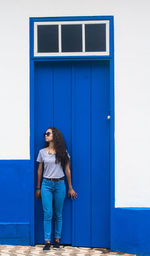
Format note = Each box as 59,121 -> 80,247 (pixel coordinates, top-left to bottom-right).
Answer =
72,62 -> 91,246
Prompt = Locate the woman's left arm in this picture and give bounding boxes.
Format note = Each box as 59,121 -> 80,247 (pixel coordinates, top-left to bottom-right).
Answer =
65,161 -> 77,200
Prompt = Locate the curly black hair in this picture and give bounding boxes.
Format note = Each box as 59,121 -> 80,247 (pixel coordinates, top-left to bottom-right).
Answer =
44,127 -> 70,169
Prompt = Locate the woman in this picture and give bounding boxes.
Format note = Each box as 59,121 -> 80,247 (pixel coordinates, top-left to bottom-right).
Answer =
35,127 -> 77,251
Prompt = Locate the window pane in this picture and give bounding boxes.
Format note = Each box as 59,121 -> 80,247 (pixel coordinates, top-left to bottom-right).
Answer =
85,24 -> 106,52
61,25 -> 82,52
38,25 -> 58,52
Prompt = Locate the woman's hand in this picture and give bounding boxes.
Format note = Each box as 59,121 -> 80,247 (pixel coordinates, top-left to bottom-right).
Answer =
68,188 -> 77,200
35,189 -> 41,200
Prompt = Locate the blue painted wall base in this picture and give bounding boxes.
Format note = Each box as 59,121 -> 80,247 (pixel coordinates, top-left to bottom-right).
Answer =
111,208 -> 150,255
0,160 -> 34,245
0,223 -> 30,245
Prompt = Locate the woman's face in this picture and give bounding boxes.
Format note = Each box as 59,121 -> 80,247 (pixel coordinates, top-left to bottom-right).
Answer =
44,128 -> 53,143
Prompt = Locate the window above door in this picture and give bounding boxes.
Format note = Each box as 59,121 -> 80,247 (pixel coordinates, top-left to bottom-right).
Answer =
34,20 -> 110,57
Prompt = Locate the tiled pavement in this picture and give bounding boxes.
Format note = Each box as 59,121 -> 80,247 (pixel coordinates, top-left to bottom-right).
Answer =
0,245 -> 137,256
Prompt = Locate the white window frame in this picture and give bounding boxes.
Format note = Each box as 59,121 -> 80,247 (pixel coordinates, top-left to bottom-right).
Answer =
34,20 -> 110,57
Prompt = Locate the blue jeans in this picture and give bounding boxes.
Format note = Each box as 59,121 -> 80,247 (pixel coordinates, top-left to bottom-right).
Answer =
41,178 -> 66,242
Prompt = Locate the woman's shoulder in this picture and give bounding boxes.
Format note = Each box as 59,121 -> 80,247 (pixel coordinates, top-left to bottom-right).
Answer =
39,148 -> 69,156
66,149 -> 70,158
39,148 -> 45,153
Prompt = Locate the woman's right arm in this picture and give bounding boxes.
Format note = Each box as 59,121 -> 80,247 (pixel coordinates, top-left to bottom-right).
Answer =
35,162 -> 43,199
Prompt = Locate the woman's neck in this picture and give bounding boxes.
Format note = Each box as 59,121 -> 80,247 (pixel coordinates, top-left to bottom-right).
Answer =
48,142 -> 54,150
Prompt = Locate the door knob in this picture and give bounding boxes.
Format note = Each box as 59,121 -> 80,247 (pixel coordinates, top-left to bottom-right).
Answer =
107,115 -> 111,120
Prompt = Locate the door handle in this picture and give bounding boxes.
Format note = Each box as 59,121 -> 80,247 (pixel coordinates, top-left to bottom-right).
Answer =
107,115 -> 111,120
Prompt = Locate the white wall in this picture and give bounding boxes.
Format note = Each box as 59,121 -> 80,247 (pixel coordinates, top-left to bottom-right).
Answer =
0,0 -> 150,206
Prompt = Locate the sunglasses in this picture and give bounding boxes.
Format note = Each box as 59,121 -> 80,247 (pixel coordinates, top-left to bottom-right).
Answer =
43,132 -> 52,137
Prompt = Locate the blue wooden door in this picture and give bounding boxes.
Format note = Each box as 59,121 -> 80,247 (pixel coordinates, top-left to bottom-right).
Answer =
34,61 -> 110,248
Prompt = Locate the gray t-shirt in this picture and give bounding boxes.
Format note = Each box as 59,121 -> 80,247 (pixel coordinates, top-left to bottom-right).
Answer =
36,148 -> 70,179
